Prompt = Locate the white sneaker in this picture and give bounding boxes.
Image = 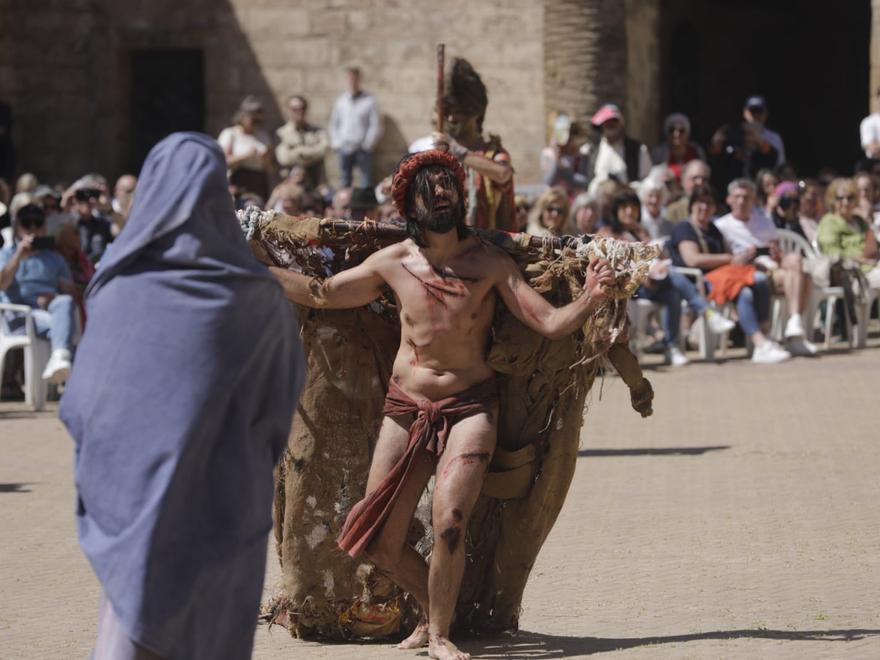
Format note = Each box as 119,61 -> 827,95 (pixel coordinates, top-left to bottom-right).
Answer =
784,314 -> 805,339
751,341 -> 791,364
705,310 -> 736,335
666,346 -> 690,367
42,349 -> 72,384
787,335 -> 818,356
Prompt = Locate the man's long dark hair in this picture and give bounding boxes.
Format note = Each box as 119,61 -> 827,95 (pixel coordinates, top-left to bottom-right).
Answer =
403,163 -> 468,247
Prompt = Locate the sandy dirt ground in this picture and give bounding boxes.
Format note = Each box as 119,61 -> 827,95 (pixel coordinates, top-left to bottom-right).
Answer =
2,345 -> 879,659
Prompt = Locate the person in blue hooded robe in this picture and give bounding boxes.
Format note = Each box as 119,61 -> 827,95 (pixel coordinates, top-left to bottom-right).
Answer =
60,132 -> 304,660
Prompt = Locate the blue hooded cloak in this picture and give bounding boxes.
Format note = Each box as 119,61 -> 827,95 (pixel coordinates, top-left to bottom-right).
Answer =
60,132 -> 303,659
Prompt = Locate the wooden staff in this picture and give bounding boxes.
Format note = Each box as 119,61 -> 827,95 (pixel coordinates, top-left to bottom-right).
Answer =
316,219 -> 587,251
436,43 -> 445,133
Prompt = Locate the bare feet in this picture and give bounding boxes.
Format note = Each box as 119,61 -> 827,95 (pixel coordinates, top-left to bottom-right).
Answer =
428,633 -> 470,660
397,621 -> 429,649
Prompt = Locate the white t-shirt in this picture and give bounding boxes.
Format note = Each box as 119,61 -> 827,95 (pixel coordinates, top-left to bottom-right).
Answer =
587,137 -> 652,195
714,210 -> 778,253
860,113 -> 880,157
217,126 -> 271,172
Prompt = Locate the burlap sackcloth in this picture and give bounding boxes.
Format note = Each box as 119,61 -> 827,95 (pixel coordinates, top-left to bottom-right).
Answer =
243,211 -> 648,639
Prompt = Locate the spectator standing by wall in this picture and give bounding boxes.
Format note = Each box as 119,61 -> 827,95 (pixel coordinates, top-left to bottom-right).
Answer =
540,114 -> 589,197
743,96 -> 785,166
651,112 -> 706,179
329,67 -> 382,188
275,95 -> 328,190
218,96 -> 273,202
859,88 -> 880,161
583,103 -> 652,196
708,121 -> 778,192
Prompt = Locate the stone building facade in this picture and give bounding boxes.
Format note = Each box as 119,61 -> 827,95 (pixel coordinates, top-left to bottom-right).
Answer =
0,0 -> 874,186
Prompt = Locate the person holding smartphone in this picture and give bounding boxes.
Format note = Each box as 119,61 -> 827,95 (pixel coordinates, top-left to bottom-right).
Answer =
0,203 -> 78,383
714,178 -> 816,356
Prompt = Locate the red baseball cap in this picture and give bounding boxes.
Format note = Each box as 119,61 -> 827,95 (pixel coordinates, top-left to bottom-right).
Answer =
591,103 -> 624,127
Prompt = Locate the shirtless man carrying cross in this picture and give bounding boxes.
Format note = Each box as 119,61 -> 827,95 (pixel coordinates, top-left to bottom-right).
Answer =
270,148 -> 614,660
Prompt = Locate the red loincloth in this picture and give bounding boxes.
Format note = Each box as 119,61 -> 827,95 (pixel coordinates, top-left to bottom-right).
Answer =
337,377 -> 499,558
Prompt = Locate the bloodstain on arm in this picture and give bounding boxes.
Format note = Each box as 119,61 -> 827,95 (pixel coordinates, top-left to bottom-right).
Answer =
439,525 -> 461,554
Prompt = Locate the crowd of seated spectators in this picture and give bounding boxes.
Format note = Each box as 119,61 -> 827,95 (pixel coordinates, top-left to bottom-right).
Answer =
528,94 -> 880,367
4,85 -> 880,399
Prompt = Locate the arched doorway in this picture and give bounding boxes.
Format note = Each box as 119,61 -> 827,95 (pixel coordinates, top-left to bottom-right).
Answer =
660,0 -> 870,176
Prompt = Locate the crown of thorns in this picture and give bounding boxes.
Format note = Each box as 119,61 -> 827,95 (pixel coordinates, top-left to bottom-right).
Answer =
391,149 -> 467,219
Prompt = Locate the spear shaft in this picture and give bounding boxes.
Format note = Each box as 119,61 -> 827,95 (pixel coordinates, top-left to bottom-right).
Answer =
436,43 -> 445,133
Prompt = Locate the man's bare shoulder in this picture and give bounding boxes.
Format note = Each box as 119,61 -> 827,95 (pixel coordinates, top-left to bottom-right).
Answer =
452,236 -> 517,282
366,239 -> 413,266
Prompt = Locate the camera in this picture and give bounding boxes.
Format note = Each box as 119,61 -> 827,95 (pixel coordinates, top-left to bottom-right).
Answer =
31,236 -> 56,251
75,188 -> 101,202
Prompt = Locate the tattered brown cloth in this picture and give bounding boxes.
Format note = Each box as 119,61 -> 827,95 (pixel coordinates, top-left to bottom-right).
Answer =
239,208 -> 657,639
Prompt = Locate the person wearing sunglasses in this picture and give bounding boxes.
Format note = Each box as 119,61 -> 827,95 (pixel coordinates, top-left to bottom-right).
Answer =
525,186 -> 573,237
0,203 -> 77,383
770,181 -> 807,242
817,178 -> 880,289
651,112 -> 706,180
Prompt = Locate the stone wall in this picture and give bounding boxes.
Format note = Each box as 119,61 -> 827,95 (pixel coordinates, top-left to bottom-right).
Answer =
2,0 -> 547,186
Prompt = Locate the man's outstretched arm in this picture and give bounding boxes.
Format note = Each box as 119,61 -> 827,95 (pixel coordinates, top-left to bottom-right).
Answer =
495,255 -> 613,340
269,250 -> 387,309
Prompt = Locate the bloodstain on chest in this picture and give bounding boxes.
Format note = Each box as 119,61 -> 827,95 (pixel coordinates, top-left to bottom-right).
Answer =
401,263 -> 478,307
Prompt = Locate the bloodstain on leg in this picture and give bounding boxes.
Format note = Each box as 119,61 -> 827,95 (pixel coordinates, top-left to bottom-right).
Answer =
439,525 -> 461,554
460,451 -> 490,462
452,508 -> 463,522
441,451 -> 491,477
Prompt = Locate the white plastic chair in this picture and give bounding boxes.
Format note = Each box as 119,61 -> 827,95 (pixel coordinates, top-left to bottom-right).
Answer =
673,266 -> 716,361
775,228 -> 851,349
0,303 -> 51,411
628,266 -> 715,362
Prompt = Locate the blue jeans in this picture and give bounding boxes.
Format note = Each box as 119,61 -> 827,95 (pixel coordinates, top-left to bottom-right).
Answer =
6,294 -> 75,351
337,149 -> 373,188
638,270 -> 708,346
734,271 -> 771,337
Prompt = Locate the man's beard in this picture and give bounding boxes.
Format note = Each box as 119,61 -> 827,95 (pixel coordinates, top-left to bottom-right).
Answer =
415,204 -> 461,235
